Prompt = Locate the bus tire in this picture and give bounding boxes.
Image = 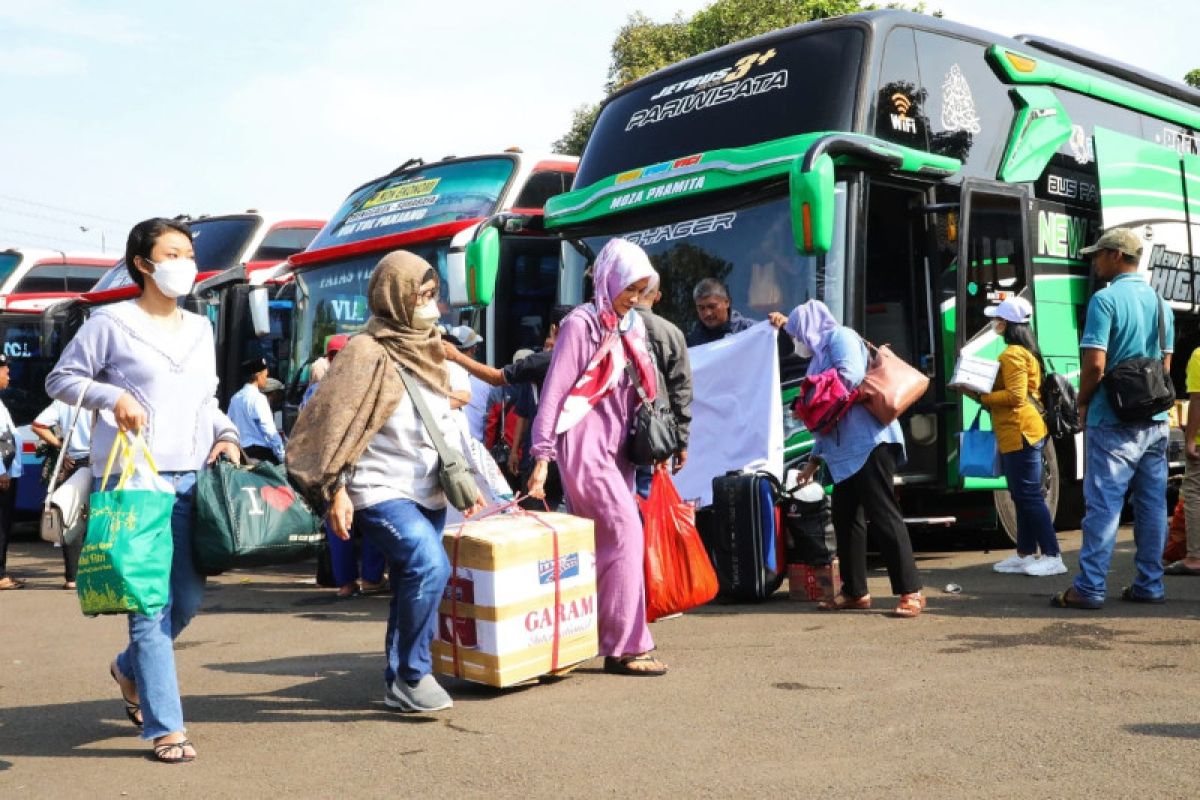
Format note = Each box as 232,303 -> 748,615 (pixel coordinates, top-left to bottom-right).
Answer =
994,441 -> 1059,546
1052,437 -> 1084,531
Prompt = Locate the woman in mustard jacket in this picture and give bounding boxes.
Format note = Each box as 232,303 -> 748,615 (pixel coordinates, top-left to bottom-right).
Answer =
960,296 -> 1064,577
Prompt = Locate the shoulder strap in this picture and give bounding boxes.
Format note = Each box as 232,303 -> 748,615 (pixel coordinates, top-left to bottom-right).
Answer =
43,381 -> 92,506
623,361 -> 653,407
396,367 -> 457,465
1157,297 -> 1167,355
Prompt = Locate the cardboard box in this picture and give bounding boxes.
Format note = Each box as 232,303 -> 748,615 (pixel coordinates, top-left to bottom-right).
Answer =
787,558 -> 840,602
432,511 -> 599,687
949,354 -> 1000,395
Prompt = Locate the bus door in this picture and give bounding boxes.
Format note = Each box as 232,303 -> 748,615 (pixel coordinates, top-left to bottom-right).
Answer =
484,236 -> 561,368
862,179 -> 939,483
956,180 -> 1035,481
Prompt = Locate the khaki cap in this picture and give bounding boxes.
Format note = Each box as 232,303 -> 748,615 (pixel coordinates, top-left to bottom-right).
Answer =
1079,227 -> 1142,258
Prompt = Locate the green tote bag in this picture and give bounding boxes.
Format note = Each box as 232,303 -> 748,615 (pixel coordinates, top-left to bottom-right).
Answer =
192,456 -> 323,576
76,433 -> 176,617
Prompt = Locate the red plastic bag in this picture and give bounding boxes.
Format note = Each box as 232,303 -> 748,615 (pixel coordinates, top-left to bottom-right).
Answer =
638,466 -> 719,621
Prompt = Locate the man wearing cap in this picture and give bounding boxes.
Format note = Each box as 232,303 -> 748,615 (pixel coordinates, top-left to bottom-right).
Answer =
227,357 -> 286,464
1054,228 -> 1174,609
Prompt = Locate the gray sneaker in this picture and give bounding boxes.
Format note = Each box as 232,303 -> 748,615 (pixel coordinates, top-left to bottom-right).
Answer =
385,674 -> 453,712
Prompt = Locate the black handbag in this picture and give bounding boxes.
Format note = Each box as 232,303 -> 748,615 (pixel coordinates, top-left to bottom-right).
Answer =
1104,298 -> 1176,422
624,361 -> 679,467
0,429 -> 15,470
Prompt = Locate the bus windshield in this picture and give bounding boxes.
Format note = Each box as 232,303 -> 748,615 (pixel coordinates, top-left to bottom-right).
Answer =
576,27 -> 864,187
290,243 -> 458,378
90,216 -> 263,292
0,314 -> 53,425
561,188 -> 847,334
309,157 -> 517,250
0,253 -> 21,287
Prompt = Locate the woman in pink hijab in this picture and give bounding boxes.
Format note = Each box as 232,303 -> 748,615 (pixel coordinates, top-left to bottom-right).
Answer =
528,238 -> 668,676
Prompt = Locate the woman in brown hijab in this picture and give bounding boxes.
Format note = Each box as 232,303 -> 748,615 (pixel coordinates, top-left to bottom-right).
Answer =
289,250 -> 481,713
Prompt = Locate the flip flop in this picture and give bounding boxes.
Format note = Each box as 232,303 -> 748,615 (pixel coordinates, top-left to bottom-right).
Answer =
110,663 -> 143,728
1049,588 -> 1103,610
603,655 -> 668,677
1164,561 -> 1200,576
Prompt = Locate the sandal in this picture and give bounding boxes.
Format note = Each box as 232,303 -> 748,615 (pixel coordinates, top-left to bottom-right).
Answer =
63,581 -> 76,590
359,579 -> 388,595
110,662 -> 143,728
0,575 -> 26,590
336,583 -> 359,598
817,592 -> 871,611
892,592 -> 926,618
153,738 -> 196,764
603,654 -> 668,677
1049,588 -> 1103,610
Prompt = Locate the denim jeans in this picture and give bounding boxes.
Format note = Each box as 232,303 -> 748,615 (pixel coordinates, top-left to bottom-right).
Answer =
354,498 -> 449,686
635,465 -> 652,500
999,437 -> 1060,557
108,471 -> 203,740
325,522 -> 386,586
1073,422 -> 1168,603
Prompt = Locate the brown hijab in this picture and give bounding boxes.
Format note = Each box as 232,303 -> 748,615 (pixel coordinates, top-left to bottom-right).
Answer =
287,250 -> 451,509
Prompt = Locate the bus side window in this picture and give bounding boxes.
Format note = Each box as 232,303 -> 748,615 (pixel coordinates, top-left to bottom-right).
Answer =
873,26 -> 929,152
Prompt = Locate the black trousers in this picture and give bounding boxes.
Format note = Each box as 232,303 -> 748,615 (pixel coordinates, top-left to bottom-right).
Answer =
0,478 -> 15,577
830,444 -> 921,598
244,446 -> 280,465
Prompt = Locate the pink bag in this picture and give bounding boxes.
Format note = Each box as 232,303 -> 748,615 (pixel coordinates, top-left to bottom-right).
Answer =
858,343 -> 929,425
793,368 -> 860,435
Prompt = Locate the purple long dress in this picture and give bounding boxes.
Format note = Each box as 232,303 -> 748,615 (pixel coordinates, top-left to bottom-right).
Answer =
531,311 -> 654,658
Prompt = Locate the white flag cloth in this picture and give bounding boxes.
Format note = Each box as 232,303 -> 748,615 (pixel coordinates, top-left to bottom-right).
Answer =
673,321 -> 784,506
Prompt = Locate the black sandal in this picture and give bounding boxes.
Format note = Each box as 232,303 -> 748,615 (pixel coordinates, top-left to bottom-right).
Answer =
110,663 -> 142,728
153,739 -> 196,764
603,655 -> 668,677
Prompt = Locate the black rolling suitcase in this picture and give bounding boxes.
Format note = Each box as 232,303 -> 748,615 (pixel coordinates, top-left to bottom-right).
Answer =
706,470 -> 786,602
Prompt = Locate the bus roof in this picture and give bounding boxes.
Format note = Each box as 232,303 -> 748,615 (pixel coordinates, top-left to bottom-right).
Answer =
602,10 -> 1198,121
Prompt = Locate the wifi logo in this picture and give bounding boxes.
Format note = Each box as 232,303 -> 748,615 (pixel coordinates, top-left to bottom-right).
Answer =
888,93 -> 918,134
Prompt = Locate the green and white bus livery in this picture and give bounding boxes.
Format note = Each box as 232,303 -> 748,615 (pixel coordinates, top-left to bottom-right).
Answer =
531,10 -> 1200,540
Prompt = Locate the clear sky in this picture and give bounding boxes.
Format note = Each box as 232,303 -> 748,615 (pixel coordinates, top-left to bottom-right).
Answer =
1,0 -> 1196,255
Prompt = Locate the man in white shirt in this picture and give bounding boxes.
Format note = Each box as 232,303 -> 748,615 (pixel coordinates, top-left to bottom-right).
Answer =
0,355 -> 26,590
227,357 -> 285,464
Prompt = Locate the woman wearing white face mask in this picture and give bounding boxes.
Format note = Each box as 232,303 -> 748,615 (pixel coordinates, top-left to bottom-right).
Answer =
46,217 -> 241,764
289,251 -> 482,713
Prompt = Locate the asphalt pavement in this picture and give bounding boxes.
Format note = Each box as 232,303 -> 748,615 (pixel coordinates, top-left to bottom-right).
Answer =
1,526 -> 1198,799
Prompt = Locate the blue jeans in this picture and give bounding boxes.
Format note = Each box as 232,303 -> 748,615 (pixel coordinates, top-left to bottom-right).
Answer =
1073,423 -> 1168,603
999,438 -> 1060,557
354,498 -> 449,686
325,522 -> 386,586
635,465 -> 652,499
108,471 -> 203,740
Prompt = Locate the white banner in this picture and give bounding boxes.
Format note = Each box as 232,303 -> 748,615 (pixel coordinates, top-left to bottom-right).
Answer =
673,321 -> 784,506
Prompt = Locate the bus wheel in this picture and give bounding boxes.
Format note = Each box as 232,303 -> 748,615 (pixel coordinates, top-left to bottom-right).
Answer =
994,441 -> 1060,545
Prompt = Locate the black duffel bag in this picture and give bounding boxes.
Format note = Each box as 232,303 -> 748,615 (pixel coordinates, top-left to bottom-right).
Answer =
1105,298 -> 1175,422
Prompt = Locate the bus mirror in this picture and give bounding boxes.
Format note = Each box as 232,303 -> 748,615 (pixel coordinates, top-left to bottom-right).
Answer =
249,286 -> 271,338
465,225 -> 500,305
790,153 -> 835,255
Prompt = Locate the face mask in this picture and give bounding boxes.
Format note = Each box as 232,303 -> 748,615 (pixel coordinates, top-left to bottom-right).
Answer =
145,257 -> 197,298
793,338 -> 813,359
411,300 -> 440,330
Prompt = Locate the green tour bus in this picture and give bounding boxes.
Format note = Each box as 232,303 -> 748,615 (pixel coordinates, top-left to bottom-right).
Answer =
477,10 -> 1200,539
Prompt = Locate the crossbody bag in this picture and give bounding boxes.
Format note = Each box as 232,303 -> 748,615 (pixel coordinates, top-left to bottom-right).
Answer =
1104,297 -> 1175,422
396,367 -> 481,511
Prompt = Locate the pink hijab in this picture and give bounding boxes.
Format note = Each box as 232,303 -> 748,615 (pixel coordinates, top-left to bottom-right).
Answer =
555,238 -> 659,434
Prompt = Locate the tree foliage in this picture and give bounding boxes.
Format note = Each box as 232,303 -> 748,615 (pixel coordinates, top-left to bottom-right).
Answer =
555,0 -> 933,155
1185,69 -> 1200,89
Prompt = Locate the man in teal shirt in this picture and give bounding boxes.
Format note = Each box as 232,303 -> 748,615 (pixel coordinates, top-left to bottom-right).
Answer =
1054,228 -> 1173,609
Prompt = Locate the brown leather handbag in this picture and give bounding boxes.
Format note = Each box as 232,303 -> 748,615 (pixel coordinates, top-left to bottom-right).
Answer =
858,342 -> 929,426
